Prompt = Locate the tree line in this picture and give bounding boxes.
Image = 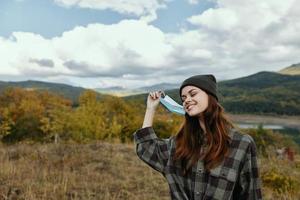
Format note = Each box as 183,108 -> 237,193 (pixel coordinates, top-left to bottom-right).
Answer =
0,87 -> 299,149
0,87 -> 183,143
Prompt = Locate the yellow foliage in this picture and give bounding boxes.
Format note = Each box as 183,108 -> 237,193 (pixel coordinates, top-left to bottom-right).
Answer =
262,168 -> 299,194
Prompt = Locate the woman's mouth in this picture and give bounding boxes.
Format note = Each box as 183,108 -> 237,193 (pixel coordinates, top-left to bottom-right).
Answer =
186,105 -> 194,111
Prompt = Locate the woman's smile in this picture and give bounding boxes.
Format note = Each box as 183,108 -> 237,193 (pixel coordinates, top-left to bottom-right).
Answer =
186,104 -> 196,111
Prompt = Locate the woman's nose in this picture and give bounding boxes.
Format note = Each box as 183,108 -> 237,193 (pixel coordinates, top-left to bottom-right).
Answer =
183,96 -> 192,104
187,95 -> 193,101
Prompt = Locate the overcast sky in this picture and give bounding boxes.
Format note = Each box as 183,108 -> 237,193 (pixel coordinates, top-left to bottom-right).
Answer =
0,0 -> 299,89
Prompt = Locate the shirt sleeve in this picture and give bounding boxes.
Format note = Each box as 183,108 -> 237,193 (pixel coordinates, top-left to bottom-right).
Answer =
133,126 -> 173,174
238,136 -> 263,199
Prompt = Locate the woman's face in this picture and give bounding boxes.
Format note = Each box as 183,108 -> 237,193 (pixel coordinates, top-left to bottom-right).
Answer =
181,85 -> 209,117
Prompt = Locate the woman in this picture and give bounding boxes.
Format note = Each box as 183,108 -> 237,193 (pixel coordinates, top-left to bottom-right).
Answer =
133,74 -> 262,200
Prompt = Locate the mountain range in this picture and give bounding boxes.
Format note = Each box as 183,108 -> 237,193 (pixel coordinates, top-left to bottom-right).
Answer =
96,63 -> 300,96
0,80 -> 88,105
279,63 -> 300,75
94,83 -> 179,97
0,63 -> 299,115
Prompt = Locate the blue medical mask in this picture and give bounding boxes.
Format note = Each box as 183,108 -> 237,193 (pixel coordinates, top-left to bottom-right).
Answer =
159,94 -> 185,115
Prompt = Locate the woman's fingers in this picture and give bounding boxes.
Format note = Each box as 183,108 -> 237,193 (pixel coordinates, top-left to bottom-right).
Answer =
149,90 -> 164,99
149,92 -> 156,100
146,91 -> 164,109
155,91 -> 162,99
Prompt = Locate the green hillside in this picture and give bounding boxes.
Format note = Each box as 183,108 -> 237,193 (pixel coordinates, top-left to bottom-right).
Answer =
219,72 -> 300,115
124,72 -> 300,115
1,71 -> 299,115
0,80 -> 103,106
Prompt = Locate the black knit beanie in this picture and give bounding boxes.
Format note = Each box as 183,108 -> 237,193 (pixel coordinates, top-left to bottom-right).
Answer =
179,74 -> 218,101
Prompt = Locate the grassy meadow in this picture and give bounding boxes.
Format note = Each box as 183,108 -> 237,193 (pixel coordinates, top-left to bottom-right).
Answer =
1,87 -> 300,199
0,140 -> 299,200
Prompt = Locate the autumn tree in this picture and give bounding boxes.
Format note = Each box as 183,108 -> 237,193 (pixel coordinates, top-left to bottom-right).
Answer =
68,90 -> 107,141
39,91 -> 72,143
0,87 -> 43,141
0,87 -> 72,142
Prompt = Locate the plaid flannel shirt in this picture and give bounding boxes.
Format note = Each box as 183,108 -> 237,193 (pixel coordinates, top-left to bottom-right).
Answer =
133,127 -> 262,200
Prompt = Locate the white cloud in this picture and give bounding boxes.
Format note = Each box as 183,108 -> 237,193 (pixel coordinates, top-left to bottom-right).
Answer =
0,17 -> 220,88
0,32 -> 65,77
188,8 -> 238,31
54,0 -> 169,22
188,0 -> 295,31
55,20 -> 174,74
0,20 -> 177,81
1,0 -> 300,89
184,0 -> 300,75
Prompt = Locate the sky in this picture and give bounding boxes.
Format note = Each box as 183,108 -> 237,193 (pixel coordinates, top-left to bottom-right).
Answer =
0,0 -> 299,89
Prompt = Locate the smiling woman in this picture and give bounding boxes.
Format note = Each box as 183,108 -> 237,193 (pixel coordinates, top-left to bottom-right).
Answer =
133,74 -> 262,200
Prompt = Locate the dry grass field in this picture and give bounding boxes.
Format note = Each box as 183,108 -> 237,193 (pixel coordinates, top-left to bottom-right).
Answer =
0,141 -> 299,200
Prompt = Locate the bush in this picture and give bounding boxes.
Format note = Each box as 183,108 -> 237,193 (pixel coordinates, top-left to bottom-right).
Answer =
262,168 -> 299,194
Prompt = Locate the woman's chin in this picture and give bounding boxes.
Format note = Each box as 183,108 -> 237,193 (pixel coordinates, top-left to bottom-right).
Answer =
187,110 -> 200,117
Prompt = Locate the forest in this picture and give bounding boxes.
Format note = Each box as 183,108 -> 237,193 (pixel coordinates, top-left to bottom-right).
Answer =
0,87 -> 187,144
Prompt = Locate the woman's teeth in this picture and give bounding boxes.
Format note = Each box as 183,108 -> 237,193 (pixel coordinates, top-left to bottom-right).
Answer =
187,105 -> 194,110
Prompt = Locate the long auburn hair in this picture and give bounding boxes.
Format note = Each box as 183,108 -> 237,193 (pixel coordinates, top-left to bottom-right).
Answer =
174,94 -> 234,175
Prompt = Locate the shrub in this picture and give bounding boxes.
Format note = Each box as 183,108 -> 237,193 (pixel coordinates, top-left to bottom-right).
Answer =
262,168 -> 299,194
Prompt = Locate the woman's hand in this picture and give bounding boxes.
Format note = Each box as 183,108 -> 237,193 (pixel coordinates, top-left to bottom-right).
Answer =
146,91 -> 164,110
142,91 -> 164,128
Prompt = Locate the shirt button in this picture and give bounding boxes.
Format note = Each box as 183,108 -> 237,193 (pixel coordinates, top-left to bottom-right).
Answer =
198,168 -> 203,172
196,192 -> 200,195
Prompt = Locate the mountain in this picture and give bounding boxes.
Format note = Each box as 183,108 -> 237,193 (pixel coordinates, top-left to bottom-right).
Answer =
124,72 -> 300,115
1,70 -> 299,115
0,80 -> 97,105
218,71 -> 300,115
279,63 -> 300,75
94,87 -> 144,97
138,83 -> 179,91
219,71 -> 300,89
94,83 -> 179,97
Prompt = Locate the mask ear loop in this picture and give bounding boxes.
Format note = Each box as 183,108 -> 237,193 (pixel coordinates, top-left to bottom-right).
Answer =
158,90 -> 165,98
159,93 -> 186,115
